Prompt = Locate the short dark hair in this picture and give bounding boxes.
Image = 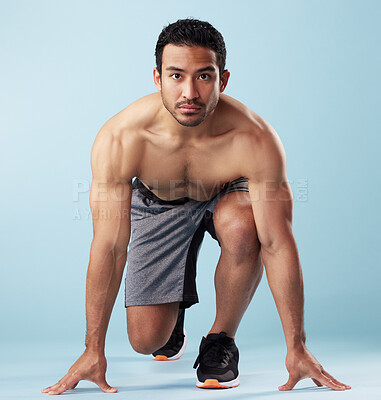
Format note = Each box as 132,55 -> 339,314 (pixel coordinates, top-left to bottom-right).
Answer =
155,18 -> 226,78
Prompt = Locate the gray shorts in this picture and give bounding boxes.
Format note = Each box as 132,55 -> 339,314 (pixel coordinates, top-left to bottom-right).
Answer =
125,177 -> 249,309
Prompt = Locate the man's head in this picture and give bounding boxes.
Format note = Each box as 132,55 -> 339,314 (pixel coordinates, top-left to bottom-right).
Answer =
154,19 -> 230,127
155,19 -> 226,78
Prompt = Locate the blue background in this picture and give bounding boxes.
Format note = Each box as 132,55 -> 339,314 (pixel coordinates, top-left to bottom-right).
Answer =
1,0 -> 380,359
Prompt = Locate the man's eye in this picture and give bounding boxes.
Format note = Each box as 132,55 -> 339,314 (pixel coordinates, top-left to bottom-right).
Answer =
200,74 -> 209,80
172,73 -> 181,80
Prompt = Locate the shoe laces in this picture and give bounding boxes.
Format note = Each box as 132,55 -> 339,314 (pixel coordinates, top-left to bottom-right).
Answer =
193,340 -> 230,369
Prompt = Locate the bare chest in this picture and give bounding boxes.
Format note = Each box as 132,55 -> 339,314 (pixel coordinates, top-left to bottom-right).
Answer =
137,136 -> 241,201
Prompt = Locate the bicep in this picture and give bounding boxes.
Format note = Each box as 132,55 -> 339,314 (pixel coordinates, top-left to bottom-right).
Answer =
89,130 -> 137,253
90,180 -> 132,253
249,179 -> 294,252
241,122 -> 296,251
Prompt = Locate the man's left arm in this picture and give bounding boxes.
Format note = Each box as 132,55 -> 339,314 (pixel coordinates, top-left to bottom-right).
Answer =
243,127 -> 351,391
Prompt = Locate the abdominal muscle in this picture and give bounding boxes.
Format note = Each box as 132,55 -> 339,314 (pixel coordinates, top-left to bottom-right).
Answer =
138,175 -> 231,202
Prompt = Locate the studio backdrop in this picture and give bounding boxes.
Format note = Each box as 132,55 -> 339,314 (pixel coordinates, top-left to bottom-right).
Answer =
0,0 -> 380,352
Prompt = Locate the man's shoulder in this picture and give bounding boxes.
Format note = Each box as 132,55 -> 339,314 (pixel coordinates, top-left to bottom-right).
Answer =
220,94 -> 279,148
103,93 -> 161,136
93,93 -> 162,154
90,94 -> 160,180
221,95 -> 286,179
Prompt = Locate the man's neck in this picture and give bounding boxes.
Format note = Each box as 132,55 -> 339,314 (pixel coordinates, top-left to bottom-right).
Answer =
157,105 -> 218,141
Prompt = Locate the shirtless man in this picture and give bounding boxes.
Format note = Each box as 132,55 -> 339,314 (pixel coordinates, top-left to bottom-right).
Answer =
42,19 -> 351,395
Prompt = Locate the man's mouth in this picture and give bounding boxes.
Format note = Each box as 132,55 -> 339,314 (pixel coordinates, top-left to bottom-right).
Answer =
178,105 -> 202,112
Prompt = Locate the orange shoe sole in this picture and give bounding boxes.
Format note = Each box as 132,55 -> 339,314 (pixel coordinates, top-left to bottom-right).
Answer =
196,379 -> 240,389
152,330 -> 187,361
153,355 -> 181,361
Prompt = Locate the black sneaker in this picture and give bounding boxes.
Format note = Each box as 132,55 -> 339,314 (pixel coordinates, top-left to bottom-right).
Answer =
152,308 -> 187,361
193,332 -> 240,389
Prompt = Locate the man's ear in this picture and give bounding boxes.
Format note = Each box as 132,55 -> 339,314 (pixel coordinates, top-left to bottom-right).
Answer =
219,69 -> 230,92
153,68 -> 161,91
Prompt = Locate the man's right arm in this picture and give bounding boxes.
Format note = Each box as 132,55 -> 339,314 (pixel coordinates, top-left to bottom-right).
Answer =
42,128 -> 139,395
85,154 -> 132,353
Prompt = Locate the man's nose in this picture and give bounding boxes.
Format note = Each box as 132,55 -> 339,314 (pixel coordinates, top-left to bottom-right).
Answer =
182,79 -> 199,100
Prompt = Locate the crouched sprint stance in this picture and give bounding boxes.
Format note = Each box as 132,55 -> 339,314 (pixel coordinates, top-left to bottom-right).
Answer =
42,18 -> 350,395
127,177 -> 254,388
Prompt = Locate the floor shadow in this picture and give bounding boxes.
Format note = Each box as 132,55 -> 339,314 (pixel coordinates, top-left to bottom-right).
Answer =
108,353 -> 198,363
251,386 -> 333,397
118,378 -> 195,392
107,355 -> 150,362
286,386 -> 332,392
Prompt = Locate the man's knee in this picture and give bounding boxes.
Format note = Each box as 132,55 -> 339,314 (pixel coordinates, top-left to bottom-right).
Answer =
128,326 -> 170,355
126,303 -> 178,354
214,193 -> 260,257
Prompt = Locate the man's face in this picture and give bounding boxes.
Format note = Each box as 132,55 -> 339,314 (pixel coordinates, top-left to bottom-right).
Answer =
154,44 -> 229,127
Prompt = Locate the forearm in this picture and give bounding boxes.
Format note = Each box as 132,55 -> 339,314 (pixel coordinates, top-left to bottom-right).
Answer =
84,241 -> 127,352
261,237 -> 306,350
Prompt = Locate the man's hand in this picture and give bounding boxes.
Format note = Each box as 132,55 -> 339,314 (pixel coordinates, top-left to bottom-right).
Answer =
41,349 -> 117,395
278,344 -> 351,391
